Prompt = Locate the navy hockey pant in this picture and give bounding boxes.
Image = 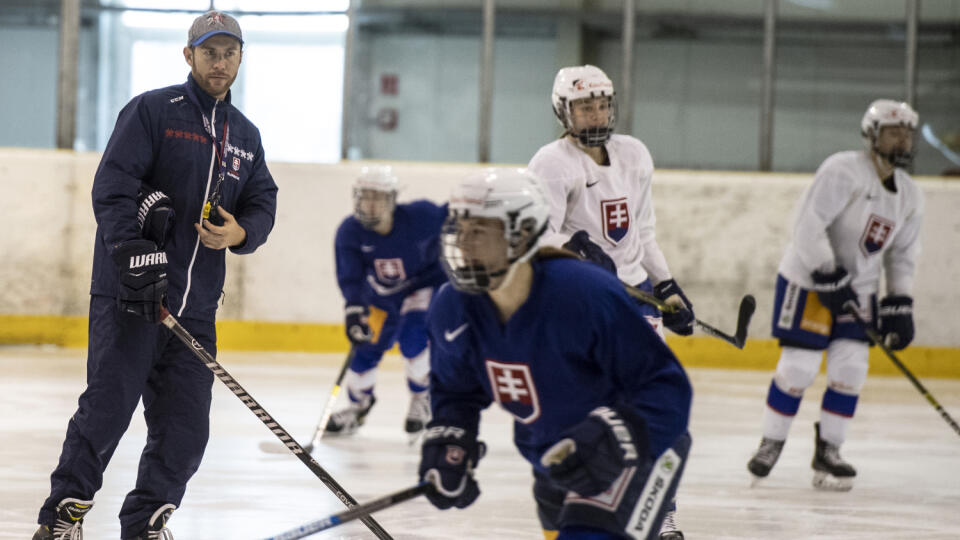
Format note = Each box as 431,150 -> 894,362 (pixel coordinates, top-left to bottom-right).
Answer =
38,295 -> 215,538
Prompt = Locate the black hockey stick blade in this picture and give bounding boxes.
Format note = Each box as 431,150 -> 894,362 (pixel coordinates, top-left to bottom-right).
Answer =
624,284 -> 754,349
158,309 -> 394,540
844,303 -> 960,437
263,483 -> 434,540
690,294 -> 755,349
734,295 -> 757,348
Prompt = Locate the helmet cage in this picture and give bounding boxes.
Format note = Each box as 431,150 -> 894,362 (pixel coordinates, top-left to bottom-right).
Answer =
551,65 -> 617,147
440,207 -> 546,295
860,100 -> 919,168
353,187 -> 396,228
557,95 -> 618,147
352,166 -> 399,228
440,168 -> 549,295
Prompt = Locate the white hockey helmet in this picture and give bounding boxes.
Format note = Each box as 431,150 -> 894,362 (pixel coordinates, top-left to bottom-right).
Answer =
441,168 -> 549,294
353,165 -> 398,228
551,64 -> 617,147
861,99 -> 919,168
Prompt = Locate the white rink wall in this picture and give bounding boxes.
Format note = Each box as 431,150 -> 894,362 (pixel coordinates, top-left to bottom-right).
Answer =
1,148 -> 958,346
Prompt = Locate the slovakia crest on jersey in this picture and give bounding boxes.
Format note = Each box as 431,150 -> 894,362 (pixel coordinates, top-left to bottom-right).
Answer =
485,360 -> 541,424
374,258 -> 406,284
601,198 -> 630,243
860,214 -> 895,256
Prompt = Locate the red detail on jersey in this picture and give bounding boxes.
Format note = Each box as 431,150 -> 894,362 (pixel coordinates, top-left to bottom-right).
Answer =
484,360 -> 541,424
232,156 -> 241,171
860,214 -> 895,256
601,198 -> 630,243
374,258 -> 406,284
164,129 -> 209,145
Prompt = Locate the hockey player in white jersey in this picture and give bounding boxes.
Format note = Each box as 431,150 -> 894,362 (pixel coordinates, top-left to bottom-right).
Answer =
528,64 -> 693,539
747,99 -> 924,491
528,65 -> 694,341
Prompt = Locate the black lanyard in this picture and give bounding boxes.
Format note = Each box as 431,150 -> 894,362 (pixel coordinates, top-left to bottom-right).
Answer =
201,112 -> 230,222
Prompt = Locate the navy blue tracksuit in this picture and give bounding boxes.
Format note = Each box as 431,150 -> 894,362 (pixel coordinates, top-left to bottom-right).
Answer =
39,74 -> 277,537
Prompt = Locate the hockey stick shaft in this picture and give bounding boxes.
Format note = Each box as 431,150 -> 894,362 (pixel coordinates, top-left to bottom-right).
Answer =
158,309 -> 394,539
623,284 -> 752,349
844,303 -> 960,437
921,124 -> 960,166
306,347 -> 355,450
263,483 -> 433,540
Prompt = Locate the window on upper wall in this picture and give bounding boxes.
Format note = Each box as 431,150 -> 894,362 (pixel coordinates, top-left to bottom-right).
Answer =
86,0 -> 348,162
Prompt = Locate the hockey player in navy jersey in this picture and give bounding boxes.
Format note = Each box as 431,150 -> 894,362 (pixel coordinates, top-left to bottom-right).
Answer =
528,65 -> 694,539
328,165 -> 448,438
419,168 -> 692,540
747,100 -> 924,491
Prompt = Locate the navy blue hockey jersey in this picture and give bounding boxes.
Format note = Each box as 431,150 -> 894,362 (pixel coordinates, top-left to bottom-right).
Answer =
426,256 -> 692,473
90,74 -> 278,321
335,200 -> 447,307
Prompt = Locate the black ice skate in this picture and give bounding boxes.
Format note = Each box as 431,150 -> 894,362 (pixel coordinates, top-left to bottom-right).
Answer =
404,389 -> 431,442
658,510 -> 684,539
325,395 -> 376,435
125,503 -> 175,540
33,498 -> 94,540
748,436 -> 786,482
811,422 -> 856,491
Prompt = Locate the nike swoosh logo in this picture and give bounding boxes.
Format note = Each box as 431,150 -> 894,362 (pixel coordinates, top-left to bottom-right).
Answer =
361,245 -> 375,252
444,323 -> 469,342
586,180 -> 600,188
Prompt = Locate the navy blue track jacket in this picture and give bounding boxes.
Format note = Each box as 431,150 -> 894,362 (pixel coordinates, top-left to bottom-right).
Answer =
90,74 -> 278,322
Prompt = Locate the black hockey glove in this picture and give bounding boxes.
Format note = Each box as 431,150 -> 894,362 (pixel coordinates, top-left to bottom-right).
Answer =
879,295 -> 914,350
137,186 -> 175,248
653,279 -> 695,336
541,405 -> 648,497
344,305 -> 372,345
111,239 -> 168,323
419,422 -> 486,510
563,230 -> 617,276
811,267 -> 859,316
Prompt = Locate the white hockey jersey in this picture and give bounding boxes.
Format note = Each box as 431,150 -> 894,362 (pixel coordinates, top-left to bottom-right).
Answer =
779,150 -> 924,297
527,134 -> 671,286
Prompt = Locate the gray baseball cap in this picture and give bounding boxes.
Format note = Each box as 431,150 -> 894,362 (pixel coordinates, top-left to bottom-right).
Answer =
188,10 -> 243,47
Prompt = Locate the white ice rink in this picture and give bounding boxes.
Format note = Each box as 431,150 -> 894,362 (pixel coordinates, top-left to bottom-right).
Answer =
2,347 -> 958,539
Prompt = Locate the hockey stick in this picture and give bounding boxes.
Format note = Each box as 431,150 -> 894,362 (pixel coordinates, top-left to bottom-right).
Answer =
843,303 -> 960,437
158,309 -> 394,540
624,284 -> 756,349
920,124 -> 960,167
262,483 -> 433,540
259,348 -> 355,455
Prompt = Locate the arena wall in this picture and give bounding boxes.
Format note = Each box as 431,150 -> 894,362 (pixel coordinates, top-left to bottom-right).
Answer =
1,148 -> 957,377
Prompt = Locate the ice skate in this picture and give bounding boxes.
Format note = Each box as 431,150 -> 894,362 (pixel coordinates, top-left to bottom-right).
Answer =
125,504 -> 175,539
748,436 -> 785,485
33,498 -> 94,540
404,389 -> 431,443
658,510 -> 684,540
811,422 -> 856,491
325,395 -> 376,436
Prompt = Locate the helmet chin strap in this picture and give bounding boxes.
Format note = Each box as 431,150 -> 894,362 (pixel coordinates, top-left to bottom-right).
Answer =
873,144 -> 914,169
489,258 -> 522,293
